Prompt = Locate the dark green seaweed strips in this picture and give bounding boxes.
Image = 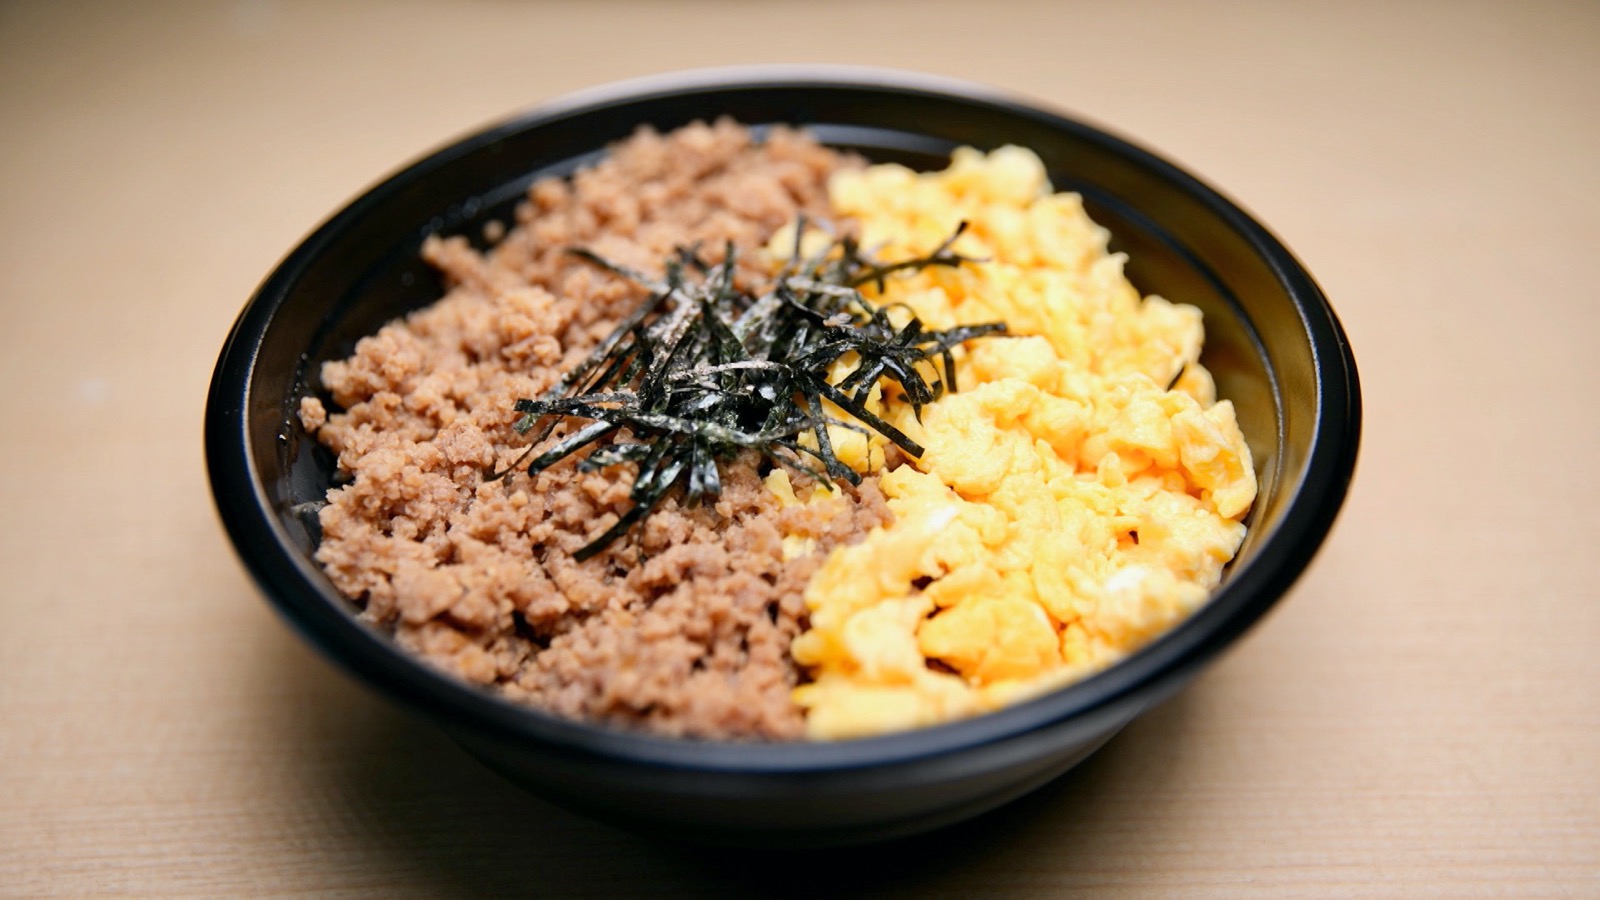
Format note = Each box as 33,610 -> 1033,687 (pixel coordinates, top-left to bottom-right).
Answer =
489,222 -> 1007,561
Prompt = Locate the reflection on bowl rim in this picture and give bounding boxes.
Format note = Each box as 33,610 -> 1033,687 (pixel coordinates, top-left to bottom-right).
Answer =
206,64 -> 1360,774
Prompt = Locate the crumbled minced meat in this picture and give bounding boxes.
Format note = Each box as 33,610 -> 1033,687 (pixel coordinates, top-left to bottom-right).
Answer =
300,121 -> 889,740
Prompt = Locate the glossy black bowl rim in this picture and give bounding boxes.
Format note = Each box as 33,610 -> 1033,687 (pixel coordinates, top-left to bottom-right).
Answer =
206,65 -> 1360,775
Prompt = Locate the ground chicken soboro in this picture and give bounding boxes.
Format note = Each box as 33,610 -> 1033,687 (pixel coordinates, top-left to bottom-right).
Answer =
299,121 -> 888,740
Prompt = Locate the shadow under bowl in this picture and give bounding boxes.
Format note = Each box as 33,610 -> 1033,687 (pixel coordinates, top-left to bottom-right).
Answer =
205,67 -> 1360,847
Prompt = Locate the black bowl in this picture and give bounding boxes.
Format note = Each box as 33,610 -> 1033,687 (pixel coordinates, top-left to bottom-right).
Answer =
206,67 -> 1359,846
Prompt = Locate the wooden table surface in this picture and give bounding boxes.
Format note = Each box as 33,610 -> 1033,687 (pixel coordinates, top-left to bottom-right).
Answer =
3,1 -> 1596,895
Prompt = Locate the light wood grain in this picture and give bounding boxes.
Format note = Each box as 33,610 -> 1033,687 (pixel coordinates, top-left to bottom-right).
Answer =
2,0 -> 1596,895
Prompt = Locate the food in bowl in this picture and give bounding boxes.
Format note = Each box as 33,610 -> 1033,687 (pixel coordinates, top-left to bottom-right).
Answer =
298,119 -> 1256,742
209,72 -> 1359,843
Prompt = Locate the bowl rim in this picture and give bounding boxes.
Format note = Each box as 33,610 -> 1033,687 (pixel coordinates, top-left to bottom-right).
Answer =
206,64 -> 1360,774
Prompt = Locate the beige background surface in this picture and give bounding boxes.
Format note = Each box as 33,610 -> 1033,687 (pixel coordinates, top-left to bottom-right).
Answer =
2,0 -> 1596,896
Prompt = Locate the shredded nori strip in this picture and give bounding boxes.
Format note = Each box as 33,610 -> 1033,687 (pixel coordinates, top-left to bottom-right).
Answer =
489,221 -> 1007,560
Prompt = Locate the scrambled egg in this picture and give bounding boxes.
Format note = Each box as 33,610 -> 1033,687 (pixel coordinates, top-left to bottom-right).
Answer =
777,146 -> 1258,740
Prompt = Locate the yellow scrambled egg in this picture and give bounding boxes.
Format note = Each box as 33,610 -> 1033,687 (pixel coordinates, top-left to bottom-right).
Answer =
776,146 -> 1258,740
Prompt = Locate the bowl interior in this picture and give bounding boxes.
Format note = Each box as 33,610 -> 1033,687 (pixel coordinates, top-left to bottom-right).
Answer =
212,74 -> 1355,767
